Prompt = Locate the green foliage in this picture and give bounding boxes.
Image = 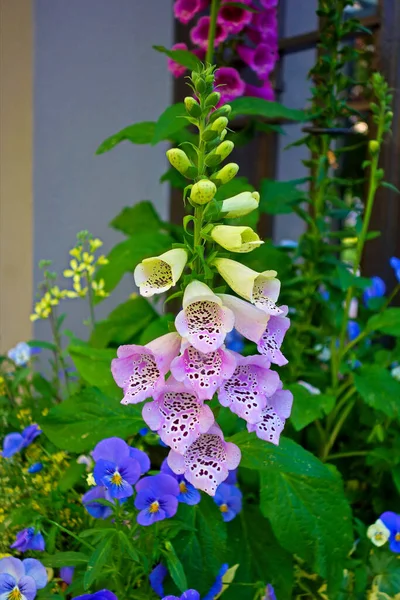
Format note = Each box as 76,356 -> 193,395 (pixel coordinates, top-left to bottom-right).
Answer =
153,45 -> 202,70
289,383 -> 335,431
152,103 -> 187,145
229,97 -> 307,122
367,307 -> 400,336
110,201 -> 163,237
354,366 -> 400,418
96,122 -> 155,154
68,345 -> 119,396
260,178 -> 308,215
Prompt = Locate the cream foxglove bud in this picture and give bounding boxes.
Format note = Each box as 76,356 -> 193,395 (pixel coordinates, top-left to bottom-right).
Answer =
210,163 -> 239,186
205,91 -> 221,108
134,248 -> 187,297
211,225 -> 263,253
166,148 -> 194,178
184,96 -> 202,118
220,191 -> 259,218
211,116 -> 228,134
190,179 -> 217,205
213,258 -> 282,315
215,140 -> 234,160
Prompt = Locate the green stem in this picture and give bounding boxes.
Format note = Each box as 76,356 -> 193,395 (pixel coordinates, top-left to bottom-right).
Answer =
206,0 -> 220,64
322,397 -> 357,460
44,518 -> 94,551
86,273 -> 96,331
325,450 -> 368,461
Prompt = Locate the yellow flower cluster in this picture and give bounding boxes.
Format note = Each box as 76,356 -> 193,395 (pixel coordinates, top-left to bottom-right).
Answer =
63,238 -> 109,299
30,286 -> 75,321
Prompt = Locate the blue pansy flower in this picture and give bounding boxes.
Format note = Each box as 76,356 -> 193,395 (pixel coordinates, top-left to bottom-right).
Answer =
390,257 -> 400,282
379,511 -> 400,552
2,424 -> 41,458
347,320 -> 361,341
73,591 -> 117,600
10,528 -> 45,552
92,438 -> 143,500
82,486 -> 114,519
0,556 -> 47,600
150,563 -> 168,597
163,592 -> 199,600
60,566 -> 74,585
160,459 -> 201,506
7,342 -> 32,366
363,276 -> 386,304
264,584 -> 277,600
28,462 -> 43,474
213,483 -> 242,522
134,474 -> 179,526
225,469 -> 238,485
139,427 -> 149,436
129,447 -> 151,475
203,564 -> 229,600
225,329 -> 244,353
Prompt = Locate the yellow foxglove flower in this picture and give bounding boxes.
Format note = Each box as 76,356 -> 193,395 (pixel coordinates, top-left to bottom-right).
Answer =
213,258 -> 282,315
134,248 -> 187,297
220,191 -> 259,218
190,180 -> 217,205
367,519 -> 390,547
211,225 -> 263,253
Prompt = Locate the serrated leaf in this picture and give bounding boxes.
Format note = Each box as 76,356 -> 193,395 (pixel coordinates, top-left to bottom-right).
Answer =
95,122 -> 155,154
153,45 -> 202,70
354,366 -> 400,418
152,103 -> 187,145
42,552 -> 89,568
229,97 -> 307,122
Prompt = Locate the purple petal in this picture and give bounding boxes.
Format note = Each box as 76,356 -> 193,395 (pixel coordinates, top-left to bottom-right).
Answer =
30,532 -> 45,552
218,0 -> 252,34
18,575 -> 37,600
21,424 -> 41,446
142,400 -> 163,432
257,310 -> 290,366
178,481 -> 201,505
2,433 -> 25,458
160,495 -> 179,518
190,16 -> 228,49
182,592 -> 201,600
380,511 -> 400,534
247,406 -> 285,445
214,67 -> 246,104
135,473 -> 180,498
175,302 -> 234,354
82,486 -> 113,519
149,563 -> 167,597
0,558 -> 24,580
119,457 -> 141,485
112,349 -> 163,406
129,447 -> 150,475
60,566 -> 74,585
137,507 -> 167,526
0,573 -> 16,595
92,437 -> 130,463
268,388 -> 293,420
74,591 -> 118,600
168,43 -> 188,77
167,450 -> 186,475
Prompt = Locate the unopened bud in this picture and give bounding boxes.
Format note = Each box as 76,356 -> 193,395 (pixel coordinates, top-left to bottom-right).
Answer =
220,129 -> 227,141
195,77 -> 206,95
211,117 -> 228,134
215,140 -> 234,161
166,148 -> 193,177
203,129 -> 219,142
190,179 -> 217,205
184,97 -> 202,118
210,163 -> 239,186
369,140 -> 380,154
205,92 -> 221,108
209,105 -> 231,123
220,191 -> 260,218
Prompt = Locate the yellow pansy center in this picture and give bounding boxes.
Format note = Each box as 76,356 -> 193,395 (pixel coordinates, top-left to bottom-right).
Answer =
395,532 -> 400,542
374,532 -> 385,541
111,471 -> 123,486
220,503 -> 229,513
8,588 -> 22,600
179,481 -> 187,494
149,501 -> 160,514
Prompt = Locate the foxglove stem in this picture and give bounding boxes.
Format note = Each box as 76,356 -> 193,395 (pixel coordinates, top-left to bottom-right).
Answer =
206,0 -> 221,64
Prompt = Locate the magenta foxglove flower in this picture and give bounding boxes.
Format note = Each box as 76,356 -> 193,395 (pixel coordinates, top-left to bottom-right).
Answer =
257,305 -> 290,366
111,332 -> 181,405
0,557 -> 47,600
214,482 -> 242,522
247,383 -> 293,445
174,0 -> 208,24
10,528 -> 45,552
218,0 -> 252,34
245,79 -> 275,101
251,9 -> 278,40
190,16 -> 229,49
134,473 -> 180,526
170,341 -> 237,401
92,438 -> 142,499
161,458 -> 201,505
214,67 -> 246,104
218,354 -> 280,424
167,424 -> 241,495
259,0 -> 278,8
175,281 -> 235,353
168,43 -> 189,78
142,381 -> 215,454
237,44 -> 278,77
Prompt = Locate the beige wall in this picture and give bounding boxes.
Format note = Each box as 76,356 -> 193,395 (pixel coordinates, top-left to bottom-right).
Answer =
0,0 -> 33,352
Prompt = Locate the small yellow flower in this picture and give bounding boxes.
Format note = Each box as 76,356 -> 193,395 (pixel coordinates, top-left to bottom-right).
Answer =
96,255 -> 109,266
63,259 -> 82,279
90,238 -> 103,252
367,519 -> 390,547
87,472 -> 96,486
69,247 -> 82,260
0,376 -> 6,396
73,280 -> 88,298
42,408 -> 49,416
81,252 -> 95,267
92,279 -> 109,298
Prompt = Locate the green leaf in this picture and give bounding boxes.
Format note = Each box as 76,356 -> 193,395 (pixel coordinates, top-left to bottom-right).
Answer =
333,264 -> 372,291
162,541 -> 188,593
58,462 -> 86,492
230,433 -> 353,594
139,315 -> 173,345
153,45 -> 202,70
39,387 -> 143,452
381,181 -> 400,194
110,201 -> 162,237
28,339 -> 57,351
289,383 -> 335,430
152,103 -> 187,146
42,552 -> 89,568
84,535 -> 114,589
367,308 -> 400,337
214,177 -> 254,202
95,122 -> 155,154
354,365 -> 400,418
117,530 -> 139,562
260,178 -> 308,215
95,232 -> 173,298
68,345 -> 118,396
229,97 -> 307,122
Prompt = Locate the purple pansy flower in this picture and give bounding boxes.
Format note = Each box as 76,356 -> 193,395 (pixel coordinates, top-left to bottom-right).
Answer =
142,382 -> 215,454
257,305 -> 290,366
190,16 -> 228,49
247,382 -> 293,445
111,333 -> 181,405
174,0 -> 208,24
11,528 -> 45,552
245,80 -> 275,101
168,424 -> 241,496
129,447 -> 151,475
73,591 -> 118,600
134,474 -> 180,526
0,557 -> 47,600
347,320 -> 361,341
28,462 -> 43,474
82,486 -> 114,519
390,257 -> 400,282
203,564 -> 229,600
264,583 -> 277,600
225,468 -> 237,485
92,438 -> 142,500
161,458 -> 201,505
60,566 -> 74,585
363,275 -> 386,304
379,511 -> 400,553
217,0 -> 252,34
163,592 -> 200,600
171,341 -> 236,401
214,483 -> 242,522
218,354 -> 280,424
150,563 -> 168,597
168,43 -> 189,78
237,44 -> 278,77
2,424 -> 41,459
214,67 -> 246,104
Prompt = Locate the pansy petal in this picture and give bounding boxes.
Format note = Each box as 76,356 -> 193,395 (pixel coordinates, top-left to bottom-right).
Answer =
18,575 -> 37,600
135,473 -> 180,498
92,437 -> 130,463
2,433 -> 25,458
0,573 -> 16,595
160,494 -> 179,518
119,457 -> 141,485
0,558 -> 24,580
137,508 -> 166,526
380,511 -> 399,532
178,482 -> 201,505
182,591 -> 201,600
129,448 -> 150,475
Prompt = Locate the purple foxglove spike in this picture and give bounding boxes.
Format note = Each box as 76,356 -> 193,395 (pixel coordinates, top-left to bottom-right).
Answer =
247,405 -> 285,445
245,80 -> 275,101
214,67 -> 246,104
190,16 -> 229,49
237,44 -> 278,77
251,9 -> 278,38
218,354 -> 280,424
174,0 -> 207,24
112,333 -> 181,405
257,305 -> 290,366
142,383 -> 215,454
170,341 -> 237,401
267,384 -> 293,420
217,0 -> 252,34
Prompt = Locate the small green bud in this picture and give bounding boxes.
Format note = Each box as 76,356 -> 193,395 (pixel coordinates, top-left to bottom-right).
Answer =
369,140 -> 380,154
184,97 -> 202,118
195,77 -> 206,95
209,105 -> 231,123
211,117 -> 228,134
190,179 -> 217,205
210,163 -> 239,186
202,129 -> 219,142
166,148 -> 193,177
205,152 -> 223,168
220,129 -> 227,141
215,140 -> 234,161
205,92 -> 221,108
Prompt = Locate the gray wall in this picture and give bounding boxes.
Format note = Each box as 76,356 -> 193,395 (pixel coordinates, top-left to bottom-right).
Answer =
33,0 -> 173,341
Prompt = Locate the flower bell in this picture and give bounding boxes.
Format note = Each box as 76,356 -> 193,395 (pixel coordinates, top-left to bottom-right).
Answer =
134,248 -> 187,297
210,163 -> 239,186
211,225 -> 263,253
190,179 -> 217,205
220,191 -> 259,218
166,148 -> 195,178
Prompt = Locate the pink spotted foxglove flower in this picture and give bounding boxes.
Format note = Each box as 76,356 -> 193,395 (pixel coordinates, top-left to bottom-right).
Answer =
111,333 -> 181,405
237,44 -> 278,78
134,248 -> 187,297
214,67 -> 246,104
247,382 -> 293,445
217,294 -> 269,343
245,79 -> 275,101
142,381 -> 215,454
174,0 -> 208,24
217,0 -> 253,34
168,43 -> 189,78
218,354 -> 280,424
175,280 -> 235,353
167,424 -> 241,495
170,340 -> 237,400
190,16 -> 229,49
257,305 -> 290,366
214,258 -> 282,315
